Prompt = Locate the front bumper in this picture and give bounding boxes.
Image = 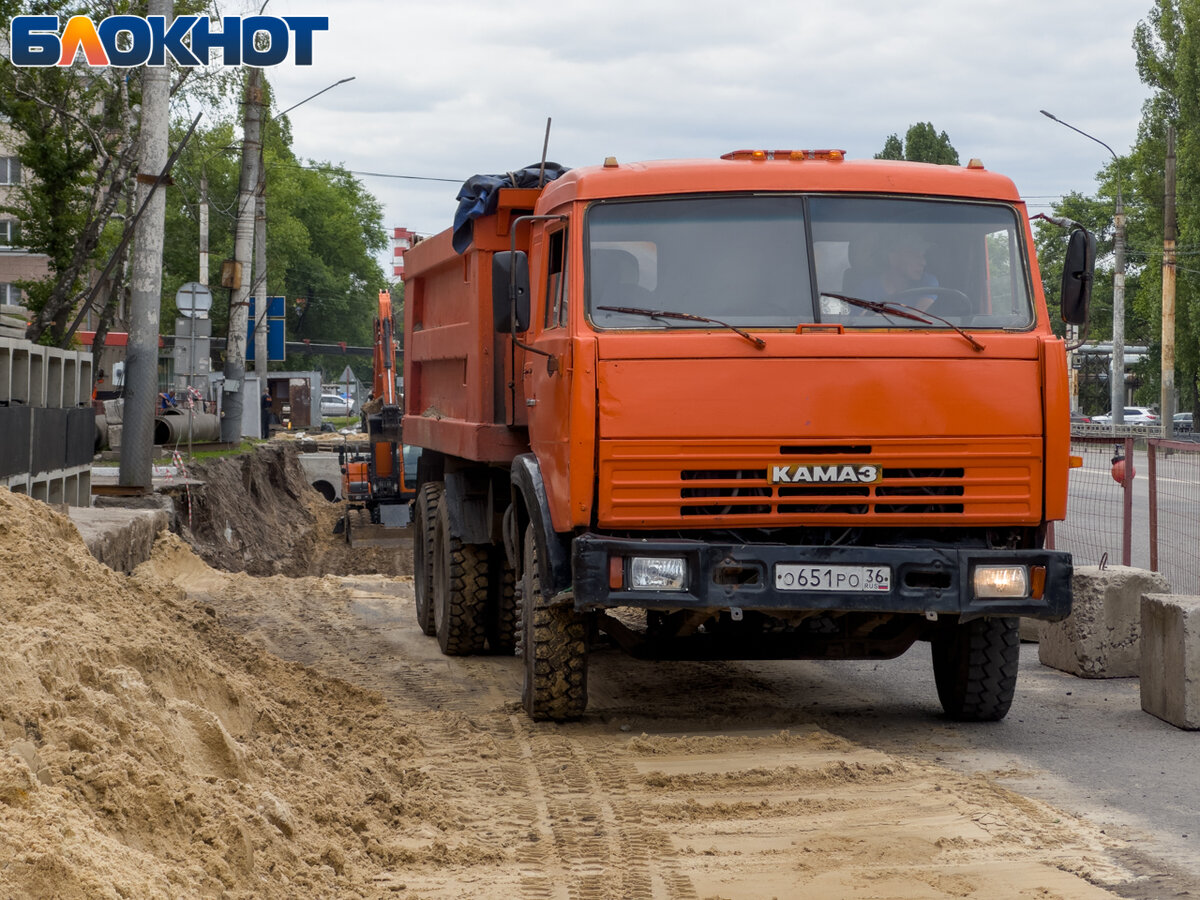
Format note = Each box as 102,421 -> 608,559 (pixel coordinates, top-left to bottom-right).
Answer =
572,534 -> 1071,622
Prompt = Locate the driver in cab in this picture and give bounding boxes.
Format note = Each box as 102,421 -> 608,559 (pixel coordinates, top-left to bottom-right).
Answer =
860,232 -> 939,310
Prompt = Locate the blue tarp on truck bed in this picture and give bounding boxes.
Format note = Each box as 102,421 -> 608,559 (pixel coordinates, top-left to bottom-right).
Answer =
452,162 -> 569,253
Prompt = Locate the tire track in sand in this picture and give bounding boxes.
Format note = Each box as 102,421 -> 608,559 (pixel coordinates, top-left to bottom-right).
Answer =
509,716 -> 698,900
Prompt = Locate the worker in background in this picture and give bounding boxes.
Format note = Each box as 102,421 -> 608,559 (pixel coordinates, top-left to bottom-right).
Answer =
261,389 -> 272,439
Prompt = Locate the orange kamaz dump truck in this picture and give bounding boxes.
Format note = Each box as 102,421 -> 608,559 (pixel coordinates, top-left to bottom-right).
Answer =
403,150 -> 1094,722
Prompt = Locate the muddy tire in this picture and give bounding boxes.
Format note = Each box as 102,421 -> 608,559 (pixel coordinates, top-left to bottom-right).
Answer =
488,547 -> 518,655
413,483 -> 441,636
521,525 -> 587,720
931,616 -> 1019,722
431,499 -> 488,656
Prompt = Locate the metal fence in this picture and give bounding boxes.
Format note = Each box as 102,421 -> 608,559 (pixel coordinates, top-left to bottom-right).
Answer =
1052,429 -> 1200,595
1148,438 -> 1200,595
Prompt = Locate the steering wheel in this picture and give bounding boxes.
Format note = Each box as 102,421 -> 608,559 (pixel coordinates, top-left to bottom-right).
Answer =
888,286 -> 971,317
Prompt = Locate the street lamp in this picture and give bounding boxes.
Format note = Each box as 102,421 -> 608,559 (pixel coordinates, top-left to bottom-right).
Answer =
1041,110 -> 1127,426
252,76 -> 356,375
275,76 -> 356,120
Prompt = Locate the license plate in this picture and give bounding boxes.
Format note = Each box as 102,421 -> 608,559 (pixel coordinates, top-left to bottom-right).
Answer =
775,564 -> 891,592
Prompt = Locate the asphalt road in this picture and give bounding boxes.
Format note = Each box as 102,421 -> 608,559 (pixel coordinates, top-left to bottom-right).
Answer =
787,643 -> 1200,897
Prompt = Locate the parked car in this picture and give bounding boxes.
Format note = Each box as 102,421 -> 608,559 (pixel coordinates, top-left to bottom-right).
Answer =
1090,406 -> 1159,425
1069,413 -> 1092,424
319,394 -> 354,417
1174,412 -> 1194,433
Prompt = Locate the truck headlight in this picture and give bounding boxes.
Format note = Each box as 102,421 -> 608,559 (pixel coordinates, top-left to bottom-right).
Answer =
973,565 -> 1028,598
629,557 -> 687,591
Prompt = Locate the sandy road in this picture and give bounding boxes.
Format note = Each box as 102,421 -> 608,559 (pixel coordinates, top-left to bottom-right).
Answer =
165,551 -> 1154,900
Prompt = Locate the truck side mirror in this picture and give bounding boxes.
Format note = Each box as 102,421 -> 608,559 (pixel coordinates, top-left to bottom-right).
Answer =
492,251 -> 531,334
1060,227 -> 1095,326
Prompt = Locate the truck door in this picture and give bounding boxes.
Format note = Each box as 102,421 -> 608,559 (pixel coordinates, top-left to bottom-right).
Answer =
522,225 -> 574,521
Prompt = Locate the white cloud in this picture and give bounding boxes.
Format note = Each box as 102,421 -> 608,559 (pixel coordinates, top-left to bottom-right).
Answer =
254,0 -> 1152,246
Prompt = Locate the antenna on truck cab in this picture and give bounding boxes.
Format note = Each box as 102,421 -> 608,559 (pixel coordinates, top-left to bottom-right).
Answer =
538,118 -> 552,186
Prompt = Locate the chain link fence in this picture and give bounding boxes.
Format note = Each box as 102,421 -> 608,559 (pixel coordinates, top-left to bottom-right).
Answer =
1052,430 -> 1200,595
1148,438 -> 1200,595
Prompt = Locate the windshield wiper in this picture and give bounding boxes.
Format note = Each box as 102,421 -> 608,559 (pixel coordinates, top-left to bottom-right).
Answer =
596,305 -> 766,349
821,293 -> 986,353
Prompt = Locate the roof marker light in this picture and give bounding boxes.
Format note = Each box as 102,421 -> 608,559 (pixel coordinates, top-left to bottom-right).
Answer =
721,149 -> 847,161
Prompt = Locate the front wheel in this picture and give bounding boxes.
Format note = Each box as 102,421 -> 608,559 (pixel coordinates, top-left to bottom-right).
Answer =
521,525 -> 587,720
931,616 -> 1019,722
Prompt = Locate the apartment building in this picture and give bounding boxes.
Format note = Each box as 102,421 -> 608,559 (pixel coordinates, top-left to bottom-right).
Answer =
0,125 -> 50,308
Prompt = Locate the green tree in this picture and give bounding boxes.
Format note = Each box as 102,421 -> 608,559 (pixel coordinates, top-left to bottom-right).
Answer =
0,0 -> 222,351
1128,0 -> 1200,414
161,104 -> 388,379
875,123 -> 960,165
876,134 -> 904,161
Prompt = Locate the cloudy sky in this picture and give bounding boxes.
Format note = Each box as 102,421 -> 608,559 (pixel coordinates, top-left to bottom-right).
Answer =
241,0 -> 1153,252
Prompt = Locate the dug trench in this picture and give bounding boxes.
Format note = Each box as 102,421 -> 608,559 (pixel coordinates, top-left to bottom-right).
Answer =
0,443 -> 1174,898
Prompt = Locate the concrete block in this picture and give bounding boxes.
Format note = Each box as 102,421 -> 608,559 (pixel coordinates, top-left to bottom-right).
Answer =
1038,566 -> 1171,678
103,398 -> 124,424
1140,594 -> 1200,730
68,506 -> 169,574
1018,618 -> 1041,642
297,451 -> 343,501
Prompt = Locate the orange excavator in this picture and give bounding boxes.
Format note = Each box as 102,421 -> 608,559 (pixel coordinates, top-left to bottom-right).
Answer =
339,289 -> 416,541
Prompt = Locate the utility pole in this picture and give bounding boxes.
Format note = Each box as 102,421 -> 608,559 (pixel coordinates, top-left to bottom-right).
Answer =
120,0 -> 171,488
199,171 -> 209,286
253,170 -> 268,375
249,76 -> 354,380
1162,126 -> 1177,437
1113,169 -> 1127,424
220,67 -> 263,443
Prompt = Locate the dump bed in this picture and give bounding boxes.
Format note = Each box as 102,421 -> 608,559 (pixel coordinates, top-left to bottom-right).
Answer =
402,188 -> 540,463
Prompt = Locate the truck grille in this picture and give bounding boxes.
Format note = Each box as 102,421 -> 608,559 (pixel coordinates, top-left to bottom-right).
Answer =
599,441 -> 1039,526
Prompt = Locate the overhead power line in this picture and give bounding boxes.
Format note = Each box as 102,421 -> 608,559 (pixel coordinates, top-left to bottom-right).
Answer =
274,162 -> 461,183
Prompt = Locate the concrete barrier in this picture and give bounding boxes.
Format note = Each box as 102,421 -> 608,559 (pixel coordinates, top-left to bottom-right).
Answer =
1140,594 -> 1200,730
68,505 -> 169,574
1038,566 -> 1171,678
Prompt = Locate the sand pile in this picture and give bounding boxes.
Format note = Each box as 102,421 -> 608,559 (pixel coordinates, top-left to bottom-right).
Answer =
0,487 -> 444,899
170,443 -> 412,578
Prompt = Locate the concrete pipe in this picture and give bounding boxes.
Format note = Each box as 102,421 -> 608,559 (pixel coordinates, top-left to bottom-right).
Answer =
154,412 -> 220,445
95,414 -> 108,451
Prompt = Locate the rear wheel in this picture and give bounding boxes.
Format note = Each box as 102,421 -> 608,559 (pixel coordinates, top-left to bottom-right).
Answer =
413,483 -> 441,636
931,616 -> 1019,721
521,525 -> 587,720
487,547 -> 518,655
431,499 -> 488,656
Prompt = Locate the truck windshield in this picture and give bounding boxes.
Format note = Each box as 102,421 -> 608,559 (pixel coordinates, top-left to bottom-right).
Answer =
585,194 -> 1034,332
